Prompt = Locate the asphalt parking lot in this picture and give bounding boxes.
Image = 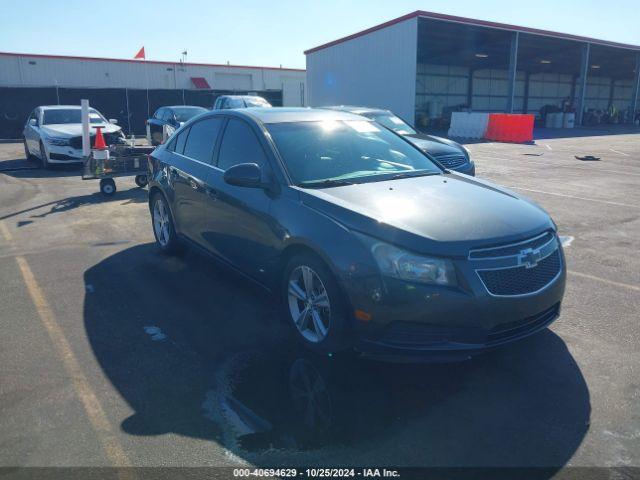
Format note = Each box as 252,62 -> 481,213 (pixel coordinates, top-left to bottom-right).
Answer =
0,130 -> 639,473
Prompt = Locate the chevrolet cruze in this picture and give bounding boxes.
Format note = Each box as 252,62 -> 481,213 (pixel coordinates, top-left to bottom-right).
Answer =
147,108 -> 565,360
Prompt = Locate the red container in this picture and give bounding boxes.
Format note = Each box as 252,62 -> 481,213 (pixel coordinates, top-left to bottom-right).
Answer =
485,114 -> 534,143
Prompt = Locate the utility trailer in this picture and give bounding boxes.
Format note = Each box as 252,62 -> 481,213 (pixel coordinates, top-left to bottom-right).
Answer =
82,143 -> 155,196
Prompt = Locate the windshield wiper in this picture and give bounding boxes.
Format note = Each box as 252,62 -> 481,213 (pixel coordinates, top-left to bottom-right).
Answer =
388,171 -> 440,180
298,179 -> 355,188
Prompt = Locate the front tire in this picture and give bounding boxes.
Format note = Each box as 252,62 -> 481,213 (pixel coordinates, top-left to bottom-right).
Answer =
151,192 -> 180,254
39,141 -> 50,169
135,174 -> 148,188
282,253 -> 351,354
23,138 -> 35,161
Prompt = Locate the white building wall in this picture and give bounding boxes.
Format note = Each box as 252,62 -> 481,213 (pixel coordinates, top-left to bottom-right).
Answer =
306,18 -> 418,122
0,53 -> 307,106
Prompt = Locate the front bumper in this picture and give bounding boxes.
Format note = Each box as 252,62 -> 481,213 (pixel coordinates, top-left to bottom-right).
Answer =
46,144 -> 83,163
345,242 -> 566,361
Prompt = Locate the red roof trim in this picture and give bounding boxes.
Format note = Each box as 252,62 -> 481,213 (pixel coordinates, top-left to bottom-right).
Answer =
304,10 -> 640,55
0,51 -> 305,72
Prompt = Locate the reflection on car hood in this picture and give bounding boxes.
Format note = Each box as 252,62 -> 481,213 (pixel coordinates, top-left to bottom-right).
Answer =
299,174 -> 553,256
405,134 -> 463,156
40,123 -> 122,138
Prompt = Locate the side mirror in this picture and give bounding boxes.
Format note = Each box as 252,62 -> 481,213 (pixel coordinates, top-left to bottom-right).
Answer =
223,163 -> 262,188
109,119 -> 118,124
29,118 -> 37,126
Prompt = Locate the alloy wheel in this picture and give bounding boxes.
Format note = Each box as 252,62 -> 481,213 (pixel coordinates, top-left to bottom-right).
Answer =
288,266 -> 331,343
153,198 -> 171,247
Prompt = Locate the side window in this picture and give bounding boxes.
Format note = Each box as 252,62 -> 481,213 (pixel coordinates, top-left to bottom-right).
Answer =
28,110 -> 37,125
173,127 -> 189,154
163,109 -> 174,122
182,118 -> 223,164
217,119 -> 268,171
154,108 -> 164,120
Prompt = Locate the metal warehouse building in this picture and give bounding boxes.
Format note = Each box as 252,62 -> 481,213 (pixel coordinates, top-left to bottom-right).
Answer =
306,11 -> 640,128
0,52 -> 306,138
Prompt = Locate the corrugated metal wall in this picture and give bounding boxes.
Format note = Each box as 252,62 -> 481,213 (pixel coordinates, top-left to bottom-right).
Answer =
306,18 -> 418,122
0,53 -> 306,105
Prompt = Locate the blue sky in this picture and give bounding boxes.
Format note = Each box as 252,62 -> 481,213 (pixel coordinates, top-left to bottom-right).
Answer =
1,0 -> 638,69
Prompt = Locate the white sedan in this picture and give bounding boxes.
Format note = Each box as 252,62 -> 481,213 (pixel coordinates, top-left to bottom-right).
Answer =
23,105 -> 125,168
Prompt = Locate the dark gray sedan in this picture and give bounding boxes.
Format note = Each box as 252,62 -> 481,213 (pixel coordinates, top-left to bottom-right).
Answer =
325,106 -> 475,176
147,108 -> 565,360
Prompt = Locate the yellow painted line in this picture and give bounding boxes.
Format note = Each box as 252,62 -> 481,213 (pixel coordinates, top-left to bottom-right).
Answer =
14,255 -> 134,470
0,220 -> 13,243
569,269 -> 640,293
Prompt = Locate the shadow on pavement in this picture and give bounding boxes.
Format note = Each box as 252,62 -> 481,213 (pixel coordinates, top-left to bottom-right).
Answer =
83,243 -> 590,470
0,187 -> 147,222
0,162 -> 81,178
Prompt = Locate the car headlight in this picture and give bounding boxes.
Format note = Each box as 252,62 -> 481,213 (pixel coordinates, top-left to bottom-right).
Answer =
356,233 -> 457,286
47,137 -> 71,146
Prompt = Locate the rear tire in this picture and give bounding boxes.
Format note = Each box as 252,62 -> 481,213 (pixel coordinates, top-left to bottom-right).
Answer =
100,178 -> 116,196
151,192 -> 181,254
281,253 -> 351,354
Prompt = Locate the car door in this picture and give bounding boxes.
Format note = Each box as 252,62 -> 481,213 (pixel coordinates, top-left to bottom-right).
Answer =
203,117 -> 280,281
170,117 -> 224,248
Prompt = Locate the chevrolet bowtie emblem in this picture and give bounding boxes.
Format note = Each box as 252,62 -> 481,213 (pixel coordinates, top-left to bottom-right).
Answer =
518,247 -> 543,269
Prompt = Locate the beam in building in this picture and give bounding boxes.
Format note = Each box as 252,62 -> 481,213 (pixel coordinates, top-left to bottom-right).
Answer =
576,43 -> 591,126
632,53 -> 640,122
467,68 -> 474,108
523,71 -> 530,113
506,32 -> 519,113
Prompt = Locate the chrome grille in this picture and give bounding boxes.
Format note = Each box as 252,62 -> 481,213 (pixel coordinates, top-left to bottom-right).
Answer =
478,250 -> 561,296
431,153 -> 467,169
69,134 -> 124,149
469,231 -> 555,259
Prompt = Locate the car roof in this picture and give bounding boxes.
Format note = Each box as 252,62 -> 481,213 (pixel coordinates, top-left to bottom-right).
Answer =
323,105 -> 391,116
238,107 -> 371,124
218,95 -> 265,100
164,105 -> 207,109
39,105 -> 95,110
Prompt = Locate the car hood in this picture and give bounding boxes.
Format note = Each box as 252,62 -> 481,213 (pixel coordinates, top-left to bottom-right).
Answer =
405,133 -> 465,157
40,123 -> 122,138
298,174 -> 554,257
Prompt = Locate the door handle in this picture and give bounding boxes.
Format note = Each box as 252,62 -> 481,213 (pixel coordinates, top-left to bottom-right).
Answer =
189,178 -> 200,190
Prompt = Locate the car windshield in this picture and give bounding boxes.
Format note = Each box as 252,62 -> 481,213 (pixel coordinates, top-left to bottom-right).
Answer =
42,109 -> 107,125
245,97 -> 271,108
369,113 -> 417,135
267,120 -> 441,187
172,107 -> 207,122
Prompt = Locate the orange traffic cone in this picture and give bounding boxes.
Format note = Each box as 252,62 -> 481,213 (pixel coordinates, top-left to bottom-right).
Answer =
93,126 -> 107,149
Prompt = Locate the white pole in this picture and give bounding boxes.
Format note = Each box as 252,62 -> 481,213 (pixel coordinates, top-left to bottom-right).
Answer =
81,99 -> 90,157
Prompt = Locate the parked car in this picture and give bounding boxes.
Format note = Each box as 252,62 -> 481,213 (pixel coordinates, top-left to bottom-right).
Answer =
147,105 -> 208,146
23,105 -> 124,168
147,108 -> 565,360
213,95 -> 272,110
325,106 -> 475,175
